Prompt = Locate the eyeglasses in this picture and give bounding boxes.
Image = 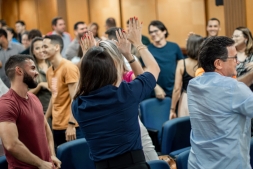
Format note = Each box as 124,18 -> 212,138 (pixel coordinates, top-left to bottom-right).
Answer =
226,56 -> 238,62
232,35 -> 242,38
149,30 -> 159,34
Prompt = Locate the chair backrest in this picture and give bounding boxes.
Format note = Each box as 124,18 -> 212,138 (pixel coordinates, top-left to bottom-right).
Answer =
176,149 -> 190,169
161,116 -> 191,155
0,156 -> 8,169
140,97 -> 171,143
57,138 -> 95,169
250,137 -> 253,168
147,160 -> 170,169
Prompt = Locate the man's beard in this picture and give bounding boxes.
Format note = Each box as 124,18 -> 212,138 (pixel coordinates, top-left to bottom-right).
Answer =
23,71 -> 38,89
78,32 -> 87,39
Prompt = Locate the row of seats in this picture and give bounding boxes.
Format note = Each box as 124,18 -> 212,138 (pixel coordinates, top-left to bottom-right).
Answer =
2,97 -> 253,168
0,139 -> 172,169
140,97 -> 191,157
1,131 -> 253,169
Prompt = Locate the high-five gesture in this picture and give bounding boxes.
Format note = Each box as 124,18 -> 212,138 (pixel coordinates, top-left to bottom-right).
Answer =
115,29 -> 132,60
127,17 -> 143,47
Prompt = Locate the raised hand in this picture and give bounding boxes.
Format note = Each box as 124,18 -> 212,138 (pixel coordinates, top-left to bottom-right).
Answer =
127,16 -> 143,47
80,31 -> 96,56
115,29 -> 132,60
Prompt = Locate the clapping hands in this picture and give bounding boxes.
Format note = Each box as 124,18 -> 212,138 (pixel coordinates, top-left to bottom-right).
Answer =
79,31 -> 96,56
114,16 -> 143,60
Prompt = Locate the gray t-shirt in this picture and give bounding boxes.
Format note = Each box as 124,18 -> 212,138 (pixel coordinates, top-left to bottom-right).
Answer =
65,38 -> 79,60
0,42 -> 24,87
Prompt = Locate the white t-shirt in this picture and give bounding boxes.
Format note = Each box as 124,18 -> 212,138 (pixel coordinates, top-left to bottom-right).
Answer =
0,78 -> 8,97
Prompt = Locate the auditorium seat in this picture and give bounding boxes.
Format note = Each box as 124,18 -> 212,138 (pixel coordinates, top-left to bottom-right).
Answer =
176,149 -> 190,169
0,156 -> 8,169
140,97 -> 171,151
57,138 -> 95,169
161,116 -> 191,158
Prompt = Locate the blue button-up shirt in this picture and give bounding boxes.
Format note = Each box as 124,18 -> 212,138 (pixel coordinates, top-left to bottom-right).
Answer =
188,72 -> 253,169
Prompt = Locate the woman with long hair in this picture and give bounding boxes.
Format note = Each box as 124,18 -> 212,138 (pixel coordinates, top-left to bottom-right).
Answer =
170,34 -> 204,119
232,27 -> 253,89
72,17 -> 160,169
89,22 -> 100,41
232,27 -> 253,136
29,37 -> 51,113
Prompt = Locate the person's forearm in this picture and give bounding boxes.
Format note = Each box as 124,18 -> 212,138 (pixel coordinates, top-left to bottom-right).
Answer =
237,71 -> 253,86
171,88 -> 181,110
135,44 -> 160,80
125,53 -> 144,76
45,98 -> 52,119
69,109 -> 77,124
6,140 -> 43,167
45,120 -> 55,156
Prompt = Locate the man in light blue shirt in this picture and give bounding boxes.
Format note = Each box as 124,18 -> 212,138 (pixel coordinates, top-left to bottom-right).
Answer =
188,36 -> 253,169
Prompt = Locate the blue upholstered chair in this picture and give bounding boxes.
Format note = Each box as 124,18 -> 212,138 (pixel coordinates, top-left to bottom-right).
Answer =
139,97 -> 171,151
0,156 -> 8,169
250,137 -> 253,168
57,138 -> 95,169
161,116 -> 191,158
147,160 -> 170,169
176,149 -> 190,169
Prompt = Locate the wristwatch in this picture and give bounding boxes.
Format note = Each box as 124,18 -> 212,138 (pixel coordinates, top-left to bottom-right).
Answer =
68,121 -> 76,125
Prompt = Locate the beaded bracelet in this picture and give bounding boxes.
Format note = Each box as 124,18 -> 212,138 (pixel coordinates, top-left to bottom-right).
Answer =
137,46 -> 147,52
136,44 -> 147,51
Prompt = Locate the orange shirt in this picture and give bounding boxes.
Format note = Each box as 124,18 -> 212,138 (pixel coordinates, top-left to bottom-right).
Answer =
47,59 -> 79,130
195,67 -> 237,79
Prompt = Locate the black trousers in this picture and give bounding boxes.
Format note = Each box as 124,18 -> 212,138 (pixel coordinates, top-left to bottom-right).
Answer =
95,150 -> 150,169
53,127 -> 84,148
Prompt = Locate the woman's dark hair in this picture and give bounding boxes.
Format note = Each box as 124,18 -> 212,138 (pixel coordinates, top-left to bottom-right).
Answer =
198,36 -> 235,72
148,20 -> 169,38
187,34 -> 204,60
28,29 -> 42,41
235,26 -> 253,56
90,22 -> 99,38
30,37 -> 50,83
7,27 -> 18,39
74,46 -> 118,98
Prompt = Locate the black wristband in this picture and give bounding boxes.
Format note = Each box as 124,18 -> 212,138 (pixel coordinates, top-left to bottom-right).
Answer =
68,121 -> 76,125
129,58 -> 136,64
